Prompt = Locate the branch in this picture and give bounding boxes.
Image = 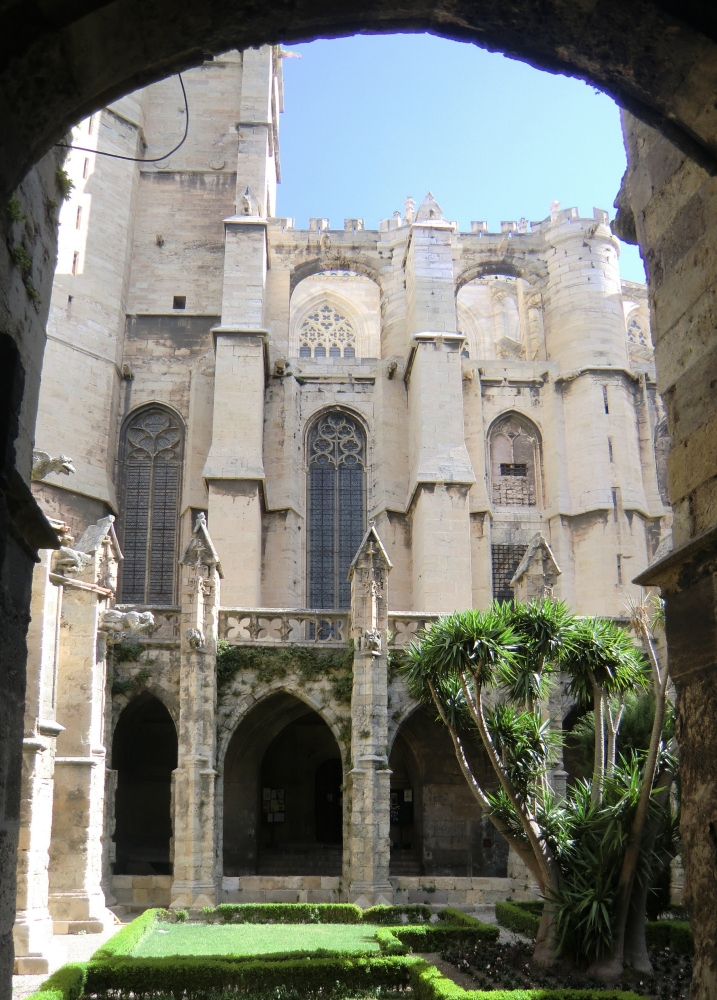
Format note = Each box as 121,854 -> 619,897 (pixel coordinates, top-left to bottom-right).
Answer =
459,674 -> 561,895
427,678 -> 546,890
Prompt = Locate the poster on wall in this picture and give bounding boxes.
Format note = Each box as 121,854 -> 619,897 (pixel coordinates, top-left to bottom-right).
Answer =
263,787 -> 285,823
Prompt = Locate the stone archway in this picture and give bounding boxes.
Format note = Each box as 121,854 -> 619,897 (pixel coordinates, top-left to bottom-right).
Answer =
222,691 -> 344,876
3,2 -> 717,199
389,706 -> 508,879
111,693 -> 178,876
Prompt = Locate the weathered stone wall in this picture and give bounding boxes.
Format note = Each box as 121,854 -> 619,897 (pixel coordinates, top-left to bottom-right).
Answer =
0,150 -> 65,1000
619,110 -> 717,1000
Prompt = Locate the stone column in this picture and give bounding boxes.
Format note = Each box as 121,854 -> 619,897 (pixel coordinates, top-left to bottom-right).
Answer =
170,514 -> 222,911
48,516 -> 121,934
13,540 -> 66,973
347,525 -> 393,906
404,194 -> 475,612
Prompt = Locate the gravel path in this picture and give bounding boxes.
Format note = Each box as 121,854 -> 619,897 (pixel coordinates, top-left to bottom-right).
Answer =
12,927 -> 117,1000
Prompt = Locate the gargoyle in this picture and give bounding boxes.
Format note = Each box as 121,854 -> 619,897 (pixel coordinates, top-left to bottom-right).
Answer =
52,547 -> 91,575
185,627 -> 205,649
32,450 -> 76,481
99,608 -> 155,642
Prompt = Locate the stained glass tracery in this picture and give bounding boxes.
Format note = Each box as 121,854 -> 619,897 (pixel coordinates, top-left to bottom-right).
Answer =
308,411 -> 366,609
120,407 -> 183,605
299,304 -> 357,358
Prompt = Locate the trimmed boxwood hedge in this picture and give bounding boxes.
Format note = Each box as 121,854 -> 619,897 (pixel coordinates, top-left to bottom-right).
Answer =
22,963 -> 87,1000
27,954 -> 649,1000
645,920 -> 693,955
376,921 -> 499,954
496,901 -> 694,958
411,960 -> 646,1000
363,904 -> 432,924
215,902 -> 363,924
495,900 -> 542,938
92,908 -> 169,959
83,954 -> 416,996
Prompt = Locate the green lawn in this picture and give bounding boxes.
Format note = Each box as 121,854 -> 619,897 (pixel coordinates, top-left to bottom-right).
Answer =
134,922 -> 382,957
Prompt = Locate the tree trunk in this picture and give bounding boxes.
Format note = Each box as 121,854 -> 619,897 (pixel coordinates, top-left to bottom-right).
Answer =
623,770 -> 675,973
623,866 -> 653,973
591,678 -> 605,804
533,899 -> 560,968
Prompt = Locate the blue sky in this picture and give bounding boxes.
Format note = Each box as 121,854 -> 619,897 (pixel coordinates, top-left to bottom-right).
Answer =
277,34 -> 646,284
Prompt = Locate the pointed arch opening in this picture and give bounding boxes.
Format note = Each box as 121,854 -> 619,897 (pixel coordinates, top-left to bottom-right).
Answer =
306,409 -> 367,610
111,693 -> 178,875
119,404 -> 184,605
488,412 -> 543,509
223,692 -> 343,876
389,707 -> 508,877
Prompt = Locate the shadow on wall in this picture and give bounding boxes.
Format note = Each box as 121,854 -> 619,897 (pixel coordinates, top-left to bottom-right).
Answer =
389,706 -> 508,878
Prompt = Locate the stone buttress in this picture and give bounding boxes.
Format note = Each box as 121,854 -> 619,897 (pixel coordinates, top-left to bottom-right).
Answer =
347,525 -> 393,905
170,514 -> 223,909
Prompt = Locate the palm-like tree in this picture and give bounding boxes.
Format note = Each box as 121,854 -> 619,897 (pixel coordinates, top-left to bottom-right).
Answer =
402,597 -> 674,977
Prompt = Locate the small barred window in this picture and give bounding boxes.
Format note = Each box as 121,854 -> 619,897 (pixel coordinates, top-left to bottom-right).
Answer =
120,407 -> 183,605
307,411 -> 366,609
492,544 -> 527,603
299,304 -> 357,359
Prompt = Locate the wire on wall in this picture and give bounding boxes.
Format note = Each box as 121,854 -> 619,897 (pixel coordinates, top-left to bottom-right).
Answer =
55,74 -> 189,164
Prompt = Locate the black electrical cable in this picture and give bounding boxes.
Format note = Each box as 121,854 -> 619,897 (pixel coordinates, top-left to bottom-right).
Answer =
55,74 -> 189,163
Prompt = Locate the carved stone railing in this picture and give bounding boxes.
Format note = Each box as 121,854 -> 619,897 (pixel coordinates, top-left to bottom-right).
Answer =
219,609 -> 350,647
217,608 -> 442,649
388,612 -> 440,648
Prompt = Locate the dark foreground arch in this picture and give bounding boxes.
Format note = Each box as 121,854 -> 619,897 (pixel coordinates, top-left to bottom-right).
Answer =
3,3 -> 717,997
2,2 -> 717,199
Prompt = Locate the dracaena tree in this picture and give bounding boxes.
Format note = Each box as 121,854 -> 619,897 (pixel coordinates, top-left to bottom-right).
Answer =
401,597 -> 675,976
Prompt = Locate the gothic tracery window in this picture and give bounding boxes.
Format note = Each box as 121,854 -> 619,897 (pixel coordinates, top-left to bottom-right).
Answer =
489,413 -> 540,507
299,304 -> 357,359
627,315 -> 649,348
120,406 -> 183,605
308,411 -> 366,609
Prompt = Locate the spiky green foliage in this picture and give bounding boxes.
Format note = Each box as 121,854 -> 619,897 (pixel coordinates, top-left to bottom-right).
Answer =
560,617 -> 648,708
399,600 -> 677,970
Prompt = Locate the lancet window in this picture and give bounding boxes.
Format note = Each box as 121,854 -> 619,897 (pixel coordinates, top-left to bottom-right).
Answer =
120,406 -> 183,605
489,413 -> 541,507
307,411 -> 366,609
299,304 -> 357,358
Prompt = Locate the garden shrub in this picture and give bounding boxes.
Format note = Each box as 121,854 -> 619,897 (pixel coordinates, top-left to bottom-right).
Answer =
374,929 -> 408,955
645,920 -> 693,955
84,954 -> 416,997
495,900 -> 541,938
91,908 -> 170,959
409,960 -> 645,1000
24,963 -> 87,1000
38,954 -> 648,1000
363,904 -> 432,924
214,903 -> 363,924
377,921 -> 498,952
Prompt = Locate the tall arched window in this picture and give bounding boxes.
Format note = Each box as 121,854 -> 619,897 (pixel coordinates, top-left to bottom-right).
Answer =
307,411 -> 366,609
489,413 -> 541,507
120,406 -> 183,605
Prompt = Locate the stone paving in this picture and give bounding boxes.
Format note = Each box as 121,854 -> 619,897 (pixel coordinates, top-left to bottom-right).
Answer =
12,928 -> 116,1000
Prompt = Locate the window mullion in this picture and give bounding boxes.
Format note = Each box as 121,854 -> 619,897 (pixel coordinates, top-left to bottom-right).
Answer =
144,455 -> 155,603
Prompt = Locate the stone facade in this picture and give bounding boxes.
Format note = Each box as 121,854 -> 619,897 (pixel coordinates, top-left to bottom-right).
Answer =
15,46 -> 671,970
